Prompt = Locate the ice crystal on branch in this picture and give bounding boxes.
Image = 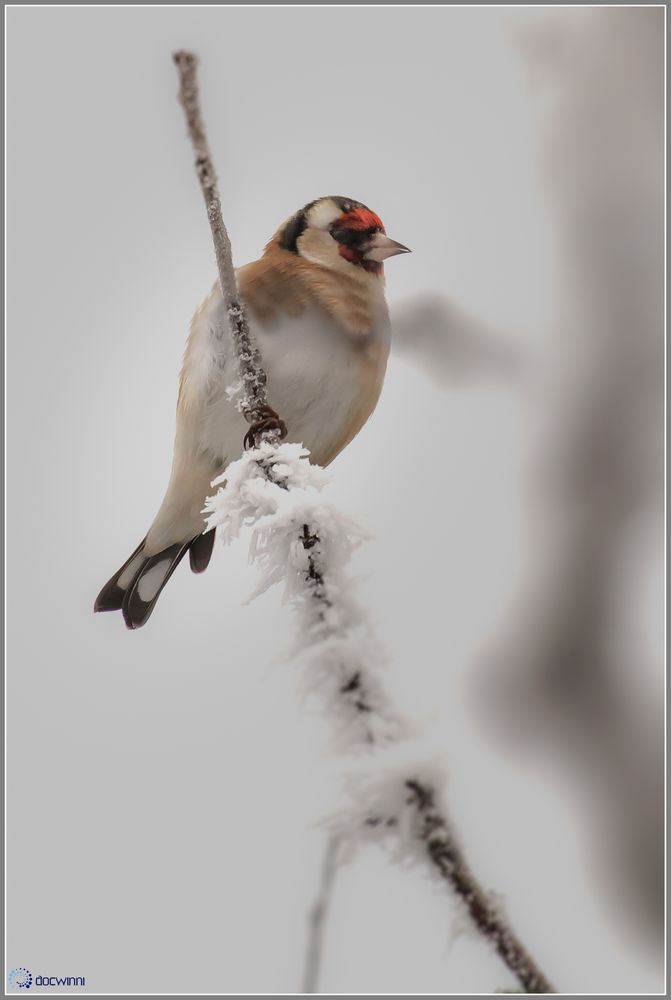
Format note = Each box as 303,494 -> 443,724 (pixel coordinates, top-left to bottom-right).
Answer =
203,442 -> 404,748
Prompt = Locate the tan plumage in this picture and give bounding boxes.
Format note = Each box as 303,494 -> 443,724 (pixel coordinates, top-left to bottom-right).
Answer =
95,195 -> 409,629
240,228 -> 379,336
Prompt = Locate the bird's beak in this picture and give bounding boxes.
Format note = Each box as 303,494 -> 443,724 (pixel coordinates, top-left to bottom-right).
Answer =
363,232 -> 412,262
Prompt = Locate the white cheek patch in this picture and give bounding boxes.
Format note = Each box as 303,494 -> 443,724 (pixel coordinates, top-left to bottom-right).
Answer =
296,228 -> 341,268
308,199 -> 341,230
137,559 -> 171,602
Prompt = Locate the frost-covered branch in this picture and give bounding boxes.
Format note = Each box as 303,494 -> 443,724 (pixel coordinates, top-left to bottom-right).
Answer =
175,50 -> 555,995
204,446 -> 555,994
406,780 -> 552,994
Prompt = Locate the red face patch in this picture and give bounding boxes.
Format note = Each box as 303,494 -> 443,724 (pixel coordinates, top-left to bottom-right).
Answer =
337,207 -> 385,233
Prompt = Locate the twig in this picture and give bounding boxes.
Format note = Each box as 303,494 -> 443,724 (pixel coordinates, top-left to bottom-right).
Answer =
173,49 -> 284,445
406,780 -> 554,994
174,49 -> 556,995
302,835 -> 343,994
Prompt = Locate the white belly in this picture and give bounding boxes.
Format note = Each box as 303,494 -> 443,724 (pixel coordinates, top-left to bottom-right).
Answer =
192,289 -> 390,468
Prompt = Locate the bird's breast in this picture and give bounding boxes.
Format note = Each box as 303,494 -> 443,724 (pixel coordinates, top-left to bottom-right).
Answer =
184,285 -> 390,470
257,304 -> 390,466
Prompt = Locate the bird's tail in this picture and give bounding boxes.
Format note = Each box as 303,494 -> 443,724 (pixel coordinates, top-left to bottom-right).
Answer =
94,530 -> 215,630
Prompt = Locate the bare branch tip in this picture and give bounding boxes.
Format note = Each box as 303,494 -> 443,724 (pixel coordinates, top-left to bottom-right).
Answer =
173,49 -> 197,70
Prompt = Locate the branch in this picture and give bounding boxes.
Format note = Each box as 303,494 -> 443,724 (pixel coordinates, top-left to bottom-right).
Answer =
173,49 -> 285,445
204,444 -> 556,994
406,779 -> 554,994
174,50 -> 556,995
302,834 -> 343,994
390,293 -> 521,385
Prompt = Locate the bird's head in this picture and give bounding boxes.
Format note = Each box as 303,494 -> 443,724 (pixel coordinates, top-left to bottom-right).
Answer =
273,196 -> 410,277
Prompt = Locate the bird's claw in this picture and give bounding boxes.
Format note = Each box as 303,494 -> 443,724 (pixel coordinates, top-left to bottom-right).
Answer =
243,406 -> 288,449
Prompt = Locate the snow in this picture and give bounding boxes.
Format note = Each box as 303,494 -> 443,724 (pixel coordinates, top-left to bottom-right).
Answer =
204,443 -> 470,893
203,442 -> 406,748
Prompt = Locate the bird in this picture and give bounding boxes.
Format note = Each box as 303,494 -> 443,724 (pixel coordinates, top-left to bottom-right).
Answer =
94,195 -> 410,629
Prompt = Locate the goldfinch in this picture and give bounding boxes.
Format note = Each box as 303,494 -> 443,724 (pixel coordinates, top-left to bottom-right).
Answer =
94,195 -> 410,629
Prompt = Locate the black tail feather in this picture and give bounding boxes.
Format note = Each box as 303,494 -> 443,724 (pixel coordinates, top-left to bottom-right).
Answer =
189,530 -> 215,573
94,538 -> 147,613
121,541 -> 192,630
95,529 -> 215,630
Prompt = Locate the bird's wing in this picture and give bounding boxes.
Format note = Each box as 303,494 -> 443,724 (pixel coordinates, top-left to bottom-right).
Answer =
177,281 -> 227,415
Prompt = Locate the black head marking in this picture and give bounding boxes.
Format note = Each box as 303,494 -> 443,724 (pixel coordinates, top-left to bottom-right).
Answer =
278,205 -> 312,253
278,196 -> 369,253
332,196 -> 367,215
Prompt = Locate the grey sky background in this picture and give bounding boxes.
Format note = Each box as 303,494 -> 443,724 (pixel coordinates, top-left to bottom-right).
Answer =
7,6 -> 663,995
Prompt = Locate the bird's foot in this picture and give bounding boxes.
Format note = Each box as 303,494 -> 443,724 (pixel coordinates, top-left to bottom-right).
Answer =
243,405 -> 288,449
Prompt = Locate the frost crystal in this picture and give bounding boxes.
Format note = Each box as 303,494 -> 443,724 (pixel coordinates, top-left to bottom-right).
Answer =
203,442 -> 406,747
203,444 -> 457,845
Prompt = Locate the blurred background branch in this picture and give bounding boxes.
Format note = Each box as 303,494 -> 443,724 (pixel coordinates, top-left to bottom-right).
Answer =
390,7 -> 663,965
392,293 -> 522,386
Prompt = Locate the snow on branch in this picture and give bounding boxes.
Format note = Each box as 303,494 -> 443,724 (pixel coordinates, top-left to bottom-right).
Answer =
332,754 -> 555,994
205,443 -> 405,748
203,444 -> 555,994
174,50 -> 555,995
